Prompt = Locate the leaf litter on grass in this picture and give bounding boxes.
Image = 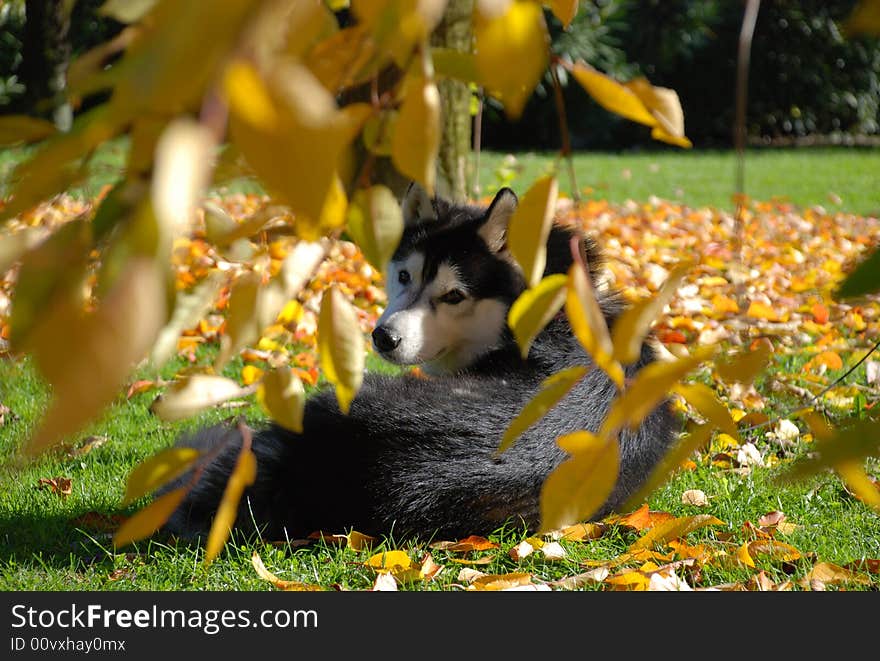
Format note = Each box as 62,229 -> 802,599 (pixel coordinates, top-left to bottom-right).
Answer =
3,190 -> 880,590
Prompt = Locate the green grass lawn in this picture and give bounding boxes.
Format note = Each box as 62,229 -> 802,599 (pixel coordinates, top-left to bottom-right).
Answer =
1,347 -> 879,591
476,148 -> 880,216
2,140 -> 879,215
2,141 -> 879,591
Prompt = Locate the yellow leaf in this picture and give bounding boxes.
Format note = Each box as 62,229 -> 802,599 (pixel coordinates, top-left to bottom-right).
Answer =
629,514 -> 724,551
625,77 -> 692,148
223,59 -> 279,129
746,301 -> 779,321
604,569 -> 651,591
736,541 -> 756,568
151,117 -> 215,244
715,342 -> 772,384
539,432 -> 619,532
281,240 -> 329,298
150,375 -> 248,422
801,562 -> 872,587
361,111 -> 396,156
498,365 -> 587,454
257,367 -> 306,434
468,572 -> 534,591
390,75 -> 441,195
0,115 -> 57,146
837,461 -> 880,510
225,60 -> 367,230
251,551 -> 324,591
98,0 -> 157,23
113,487 -> 188,548
507,273 -> 568,358
122,448 -> 201,506
780,419 -> 880,482
549,0 -> 579,28
241,365 -> 264,385
569,63 -> 656,128
24,259 -> 166,455
205,446 -> 257,565
365,549 -> 412,572
600,345 -> 717,441
215,274 -> 285,370
475,0 -> 549,120
346,185 -> 404,271
318,287 -> 365,414
844,0 -> 880,36
672,382 -> 739,438
151,272 -> 225,367
9,219 -> 91,347
507,175 -> 559,288
611,263 -> 689,364
566,263 -> 624,388
215,273 -> 260,370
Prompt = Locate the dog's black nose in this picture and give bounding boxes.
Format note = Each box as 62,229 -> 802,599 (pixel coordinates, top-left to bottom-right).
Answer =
372,326 -> 401,353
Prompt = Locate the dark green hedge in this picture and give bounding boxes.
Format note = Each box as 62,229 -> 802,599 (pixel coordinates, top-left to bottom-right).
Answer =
483,0 -> 880,150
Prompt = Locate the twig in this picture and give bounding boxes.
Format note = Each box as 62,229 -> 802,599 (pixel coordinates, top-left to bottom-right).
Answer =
741,337 -> 880,434
550,62 -> 580,203
472,88 -> 483,199
732,0 -> 761,307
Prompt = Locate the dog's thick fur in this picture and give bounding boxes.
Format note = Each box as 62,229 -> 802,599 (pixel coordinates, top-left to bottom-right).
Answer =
161,186 -> 678,541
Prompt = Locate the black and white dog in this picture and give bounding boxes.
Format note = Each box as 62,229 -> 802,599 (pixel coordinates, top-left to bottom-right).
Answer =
161,184 -> 677,540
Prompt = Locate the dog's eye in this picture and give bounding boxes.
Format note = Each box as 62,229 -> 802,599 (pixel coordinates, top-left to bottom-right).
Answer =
398,270 -> 411,285
440,289 -> 466,305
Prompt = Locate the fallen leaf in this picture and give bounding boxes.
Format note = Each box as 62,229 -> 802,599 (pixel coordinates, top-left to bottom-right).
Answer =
251,551 -> 324,591
681,489 -> 709,506
37,477 -> 73,497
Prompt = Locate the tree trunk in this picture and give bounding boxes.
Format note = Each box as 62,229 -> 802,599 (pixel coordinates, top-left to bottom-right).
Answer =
430,0 -> 473,203
19,0 -> 73,130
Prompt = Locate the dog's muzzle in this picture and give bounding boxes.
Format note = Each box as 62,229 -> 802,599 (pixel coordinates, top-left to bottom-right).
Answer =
372,325 -> 401,353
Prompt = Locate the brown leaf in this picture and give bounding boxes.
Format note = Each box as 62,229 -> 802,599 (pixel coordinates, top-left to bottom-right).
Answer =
799,562 -> 871,589
747,540 -> 803,563
251,552 -> 324,591
758,510 -> 787,527
550,567 -> 610,590
607,504 -> 675,532
37,477 -> 73,498
433,535 -> 500,552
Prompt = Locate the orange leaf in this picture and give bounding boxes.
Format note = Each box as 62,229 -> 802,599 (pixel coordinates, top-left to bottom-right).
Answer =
711,294 -> 739,314
814,351 -> 844,371
629,514 -> 724,551
811,302 -> 829,324
746,301 -> 779,321
439,535 -> 500,552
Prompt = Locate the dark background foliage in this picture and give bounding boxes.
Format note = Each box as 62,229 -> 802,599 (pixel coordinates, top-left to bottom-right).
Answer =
1,0 -> 877,149
483,0 -> 880,150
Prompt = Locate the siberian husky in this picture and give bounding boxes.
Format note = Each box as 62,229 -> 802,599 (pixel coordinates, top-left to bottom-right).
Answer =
161,184 -> 677,540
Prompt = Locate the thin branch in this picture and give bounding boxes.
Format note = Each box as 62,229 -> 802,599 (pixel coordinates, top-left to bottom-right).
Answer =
733,0 -> 761,305
472,88 -> 483,199
741,336 -> 880,435
550,61 -> 580,203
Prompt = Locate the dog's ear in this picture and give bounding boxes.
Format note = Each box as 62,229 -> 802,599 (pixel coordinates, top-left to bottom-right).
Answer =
478,187 -> 518,253
402,182 -> 438,227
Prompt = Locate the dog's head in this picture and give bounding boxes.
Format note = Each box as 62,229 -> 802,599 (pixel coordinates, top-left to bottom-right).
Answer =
371,184 -> 529,373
